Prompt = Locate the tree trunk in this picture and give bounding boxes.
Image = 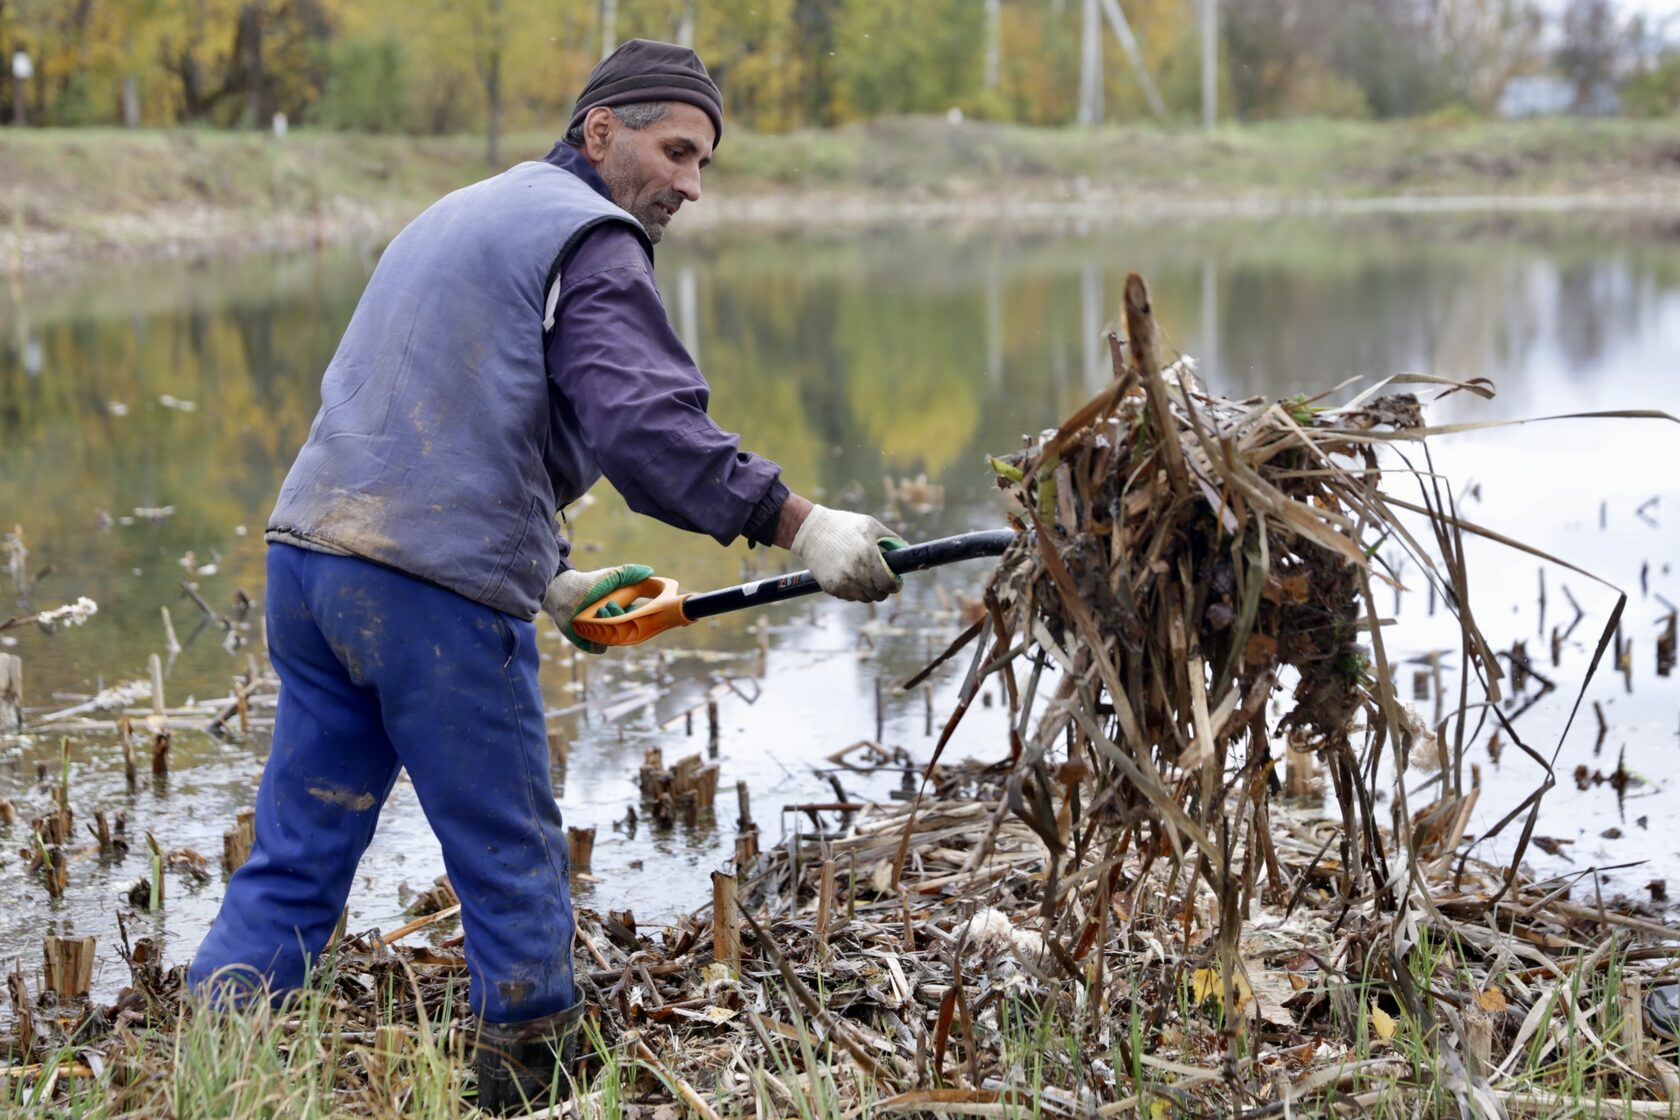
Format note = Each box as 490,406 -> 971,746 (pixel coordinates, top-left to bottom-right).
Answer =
0,0 -> 11,125
241,2 -> 264,129
482,0 -> 503,166
178,0 -> 207,122
984,0 -> 1001,91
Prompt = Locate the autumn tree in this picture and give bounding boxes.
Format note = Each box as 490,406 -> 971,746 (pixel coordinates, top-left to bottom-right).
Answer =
1556,0 -> 1626,100
0,0 -> 1633,133
830,0 -> 986,119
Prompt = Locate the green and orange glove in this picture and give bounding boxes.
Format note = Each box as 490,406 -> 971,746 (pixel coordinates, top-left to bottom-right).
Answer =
541,563 -> 655,653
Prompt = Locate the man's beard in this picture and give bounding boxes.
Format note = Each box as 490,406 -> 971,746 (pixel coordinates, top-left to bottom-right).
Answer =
598,155 -> 682,243
629,191 -> 683,244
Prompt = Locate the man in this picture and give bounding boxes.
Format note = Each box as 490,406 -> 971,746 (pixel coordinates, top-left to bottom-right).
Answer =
188,39 -> 902,1113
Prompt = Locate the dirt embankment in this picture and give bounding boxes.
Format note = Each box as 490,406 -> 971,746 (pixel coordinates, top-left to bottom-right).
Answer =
3,117 -> 1679,273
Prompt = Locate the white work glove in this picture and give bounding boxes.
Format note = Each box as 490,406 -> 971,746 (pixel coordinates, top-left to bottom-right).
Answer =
542,563 -> 653,653
791,505 -> 907,603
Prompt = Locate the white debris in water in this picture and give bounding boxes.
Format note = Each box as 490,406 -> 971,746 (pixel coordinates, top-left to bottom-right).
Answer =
34,596 -> 98,628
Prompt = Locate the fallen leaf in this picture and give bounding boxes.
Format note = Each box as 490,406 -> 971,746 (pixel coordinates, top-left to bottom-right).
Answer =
1191,967 -> 1253,1011
1371,1004 -> 1398,1041
1476,986 -> 1508,1013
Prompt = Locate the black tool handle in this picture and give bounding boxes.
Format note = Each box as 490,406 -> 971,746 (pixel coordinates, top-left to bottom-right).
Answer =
682,529 -> 1016,623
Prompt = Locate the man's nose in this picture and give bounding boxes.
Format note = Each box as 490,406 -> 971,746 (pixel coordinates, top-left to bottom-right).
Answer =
674,165 -> 701,203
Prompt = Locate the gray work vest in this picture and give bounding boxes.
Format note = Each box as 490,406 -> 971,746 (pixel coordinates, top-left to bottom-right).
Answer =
269,161 -> 645,618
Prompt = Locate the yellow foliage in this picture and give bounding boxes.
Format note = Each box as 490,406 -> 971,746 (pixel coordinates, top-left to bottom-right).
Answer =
0,0 -> 1518,131
1190,967 -> 1253,1011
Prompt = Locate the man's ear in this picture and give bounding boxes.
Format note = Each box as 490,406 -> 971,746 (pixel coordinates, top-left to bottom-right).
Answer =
582,106 -> 616,163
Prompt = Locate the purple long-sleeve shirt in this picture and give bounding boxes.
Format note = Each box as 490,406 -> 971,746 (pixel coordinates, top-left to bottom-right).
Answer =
541,142 -> 787,568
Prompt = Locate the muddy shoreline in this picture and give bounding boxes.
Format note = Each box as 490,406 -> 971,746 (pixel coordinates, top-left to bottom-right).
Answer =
8,184 -> 1680,282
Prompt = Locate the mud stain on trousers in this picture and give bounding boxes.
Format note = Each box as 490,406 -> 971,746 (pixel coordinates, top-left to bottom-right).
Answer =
307,784 -> 378,812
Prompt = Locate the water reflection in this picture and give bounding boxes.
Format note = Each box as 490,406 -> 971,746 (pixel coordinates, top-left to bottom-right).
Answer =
1,217 -> 1677,983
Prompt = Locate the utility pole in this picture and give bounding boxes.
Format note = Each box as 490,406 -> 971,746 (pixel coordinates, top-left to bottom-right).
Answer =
677,0 -> 695,50
984,0 -> 1002,91
123,18 -> 140,128
1079,0 -> 1102,125
601,0 -> 618,59
1201,0 -> 1217,129
1097,0 -> 1165,121
10,49 -> 28,127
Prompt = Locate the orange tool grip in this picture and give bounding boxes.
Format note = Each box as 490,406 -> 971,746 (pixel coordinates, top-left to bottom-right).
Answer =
570,576 -> 694,647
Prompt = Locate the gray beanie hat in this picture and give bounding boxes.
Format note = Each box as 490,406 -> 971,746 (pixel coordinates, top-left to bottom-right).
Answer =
567,39 -> 723,145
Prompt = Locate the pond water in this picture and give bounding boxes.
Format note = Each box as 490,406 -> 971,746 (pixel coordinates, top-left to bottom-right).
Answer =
1,214 -> 1677,1001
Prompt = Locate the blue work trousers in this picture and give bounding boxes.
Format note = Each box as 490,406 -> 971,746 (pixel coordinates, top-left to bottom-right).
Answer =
189,543 -> 575,1023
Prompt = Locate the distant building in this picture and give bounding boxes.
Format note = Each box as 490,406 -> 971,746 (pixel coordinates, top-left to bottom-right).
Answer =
1497,74 -> 1622,117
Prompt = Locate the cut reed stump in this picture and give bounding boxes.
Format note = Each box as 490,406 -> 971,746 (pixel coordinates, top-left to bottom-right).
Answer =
736,779 -> 752,831
32,807 -> 71,846
711,870 -> 741,969
734,828 -> 759,870
567,826 -> 595,873
42,936 -> 95,998
222,809 -> 255,873
639,749 -> 721,824
117,718 -> 137,789
0,652 -> 20,736
90,809 -> 117,857
36,837 -> 66,898
7,962 -> 32,1056
638,747 -> 665,797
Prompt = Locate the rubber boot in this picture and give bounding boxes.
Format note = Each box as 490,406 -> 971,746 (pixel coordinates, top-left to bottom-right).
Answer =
474,1002 -> 585,1115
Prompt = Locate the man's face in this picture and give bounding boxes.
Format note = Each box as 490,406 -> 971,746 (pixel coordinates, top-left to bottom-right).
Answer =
584,102 -> 713,244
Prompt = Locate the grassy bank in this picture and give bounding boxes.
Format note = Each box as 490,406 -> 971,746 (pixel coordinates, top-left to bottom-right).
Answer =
1,116 -> 1678,272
